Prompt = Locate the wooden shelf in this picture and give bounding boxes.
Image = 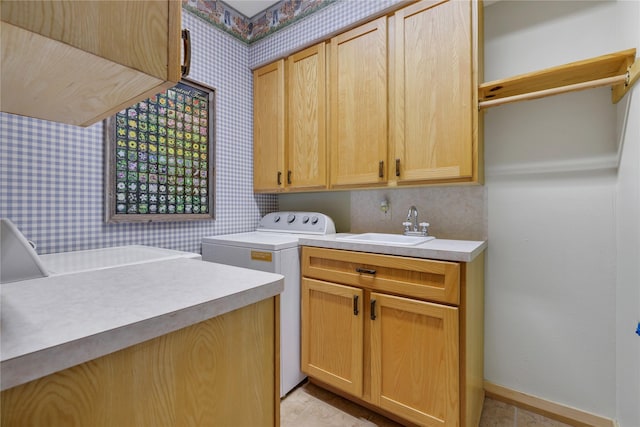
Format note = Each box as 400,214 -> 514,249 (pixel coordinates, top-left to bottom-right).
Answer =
479,48 -> 638,109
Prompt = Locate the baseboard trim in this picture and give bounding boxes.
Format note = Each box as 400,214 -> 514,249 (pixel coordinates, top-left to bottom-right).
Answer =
484,381 -> 616,427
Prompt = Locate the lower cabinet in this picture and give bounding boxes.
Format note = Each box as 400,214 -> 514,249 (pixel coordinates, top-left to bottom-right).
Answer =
301,246 -> 485,427
1,298 -> 280,427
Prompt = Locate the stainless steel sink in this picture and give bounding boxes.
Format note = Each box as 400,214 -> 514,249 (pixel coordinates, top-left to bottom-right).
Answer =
336,233 -> 435,246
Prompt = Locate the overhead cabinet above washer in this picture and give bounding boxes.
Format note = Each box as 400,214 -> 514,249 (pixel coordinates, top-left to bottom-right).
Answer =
252,0 -> 483,193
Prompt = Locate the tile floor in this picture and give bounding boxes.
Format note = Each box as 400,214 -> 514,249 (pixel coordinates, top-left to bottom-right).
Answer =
281,382 -> 572,427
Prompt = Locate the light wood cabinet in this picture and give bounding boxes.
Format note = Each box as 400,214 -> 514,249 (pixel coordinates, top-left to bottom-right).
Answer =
1,0 -> 184,127
392,0 -> 481,184
1,297 -> 280,426
301,278 -> 363,396
301,246 -> 485,427
288,44 -> 328,190
370,292 -> 459,426
252,0 -> 482,193
329,17 -> 388,188
253,44 -> 327,192
254,60 -> 286,192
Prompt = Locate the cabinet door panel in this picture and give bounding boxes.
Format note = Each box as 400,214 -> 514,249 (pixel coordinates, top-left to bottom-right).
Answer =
330,17 -> 388,187
288,44 -> 327,190
370,292 -> 459,427
254,60 -> 286,192
301,278 -> 364,397
394,0 -> 473,182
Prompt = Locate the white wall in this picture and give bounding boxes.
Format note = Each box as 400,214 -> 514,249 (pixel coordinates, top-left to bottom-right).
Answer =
484,0 -> 638,419
615,3 -> 640,426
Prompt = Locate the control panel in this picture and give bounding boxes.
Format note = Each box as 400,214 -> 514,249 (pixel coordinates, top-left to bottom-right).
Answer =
256,212 -> 336,235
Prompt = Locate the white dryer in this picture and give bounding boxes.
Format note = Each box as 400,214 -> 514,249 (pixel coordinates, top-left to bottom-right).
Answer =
201,212 -> 335,397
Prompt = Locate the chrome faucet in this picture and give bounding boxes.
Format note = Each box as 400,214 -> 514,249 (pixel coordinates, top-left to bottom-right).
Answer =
403,206 -> 430,236
406,206 -> 419,233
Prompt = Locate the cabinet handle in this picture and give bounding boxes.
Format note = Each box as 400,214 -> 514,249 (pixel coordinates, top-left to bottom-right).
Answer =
370,299 -> 377,320
355,267 -> 376,275
287,170 -> 292,185
353,295 -> 359,316
378,161 -> 384,178
277,171 -> 282,185
395,158 -> 400,177
181,29 -> 191,77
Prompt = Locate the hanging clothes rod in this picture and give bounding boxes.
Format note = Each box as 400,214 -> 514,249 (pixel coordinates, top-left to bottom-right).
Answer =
479,73 -> 629,110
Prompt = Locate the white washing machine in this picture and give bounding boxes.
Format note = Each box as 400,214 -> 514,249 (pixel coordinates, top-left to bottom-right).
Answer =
201,212 -> 335,397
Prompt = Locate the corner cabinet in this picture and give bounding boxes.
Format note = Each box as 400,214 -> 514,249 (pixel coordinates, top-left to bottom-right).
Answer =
301,246 -> 485,427
253,44 -> 328,193
1,1 -> 185,127
392,0 -> 482,184
329,17 -> 388,188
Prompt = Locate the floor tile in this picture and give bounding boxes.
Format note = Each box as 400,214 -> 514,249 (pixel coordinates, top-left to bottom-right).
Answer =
479,397 -> 516,427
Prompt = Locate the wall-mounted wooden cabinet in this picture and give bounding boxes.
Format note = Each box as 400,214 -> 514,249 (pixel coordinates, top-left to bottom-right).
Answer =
329,17 -> 388,188
252,0 -> 483,193
393,0 -> 480,184
301,246 -> 485,427
253,44 -> 328,193
1,1 -> 184,127
254,60 -> 286,193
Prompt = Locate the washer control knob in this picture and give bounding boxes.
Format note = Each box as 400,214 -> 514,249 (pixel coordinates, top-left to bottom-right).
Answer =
311,216 -> 319,225
287,214 -> 296,224
302,215 -> 310,224
273,215 -> 281,223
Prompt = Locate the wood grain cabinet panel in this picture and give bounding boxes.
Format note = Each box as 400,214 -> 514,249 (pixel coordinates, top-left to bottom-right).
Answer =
1,0 -> 182,127
253,60 -> 286,192
253,44 -> 328,192
393,0 -> 480,184
301,278 -> 364,396
370,293 -> 459,426
329,17 -> 388,187
1,298 -> 280,427
287,44 -> 328,190
301,246 -> 485,427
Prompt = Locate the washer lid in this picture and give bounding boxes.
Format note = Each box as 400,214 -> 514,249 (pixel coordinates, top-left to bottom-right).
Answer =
202,231 -> 301,250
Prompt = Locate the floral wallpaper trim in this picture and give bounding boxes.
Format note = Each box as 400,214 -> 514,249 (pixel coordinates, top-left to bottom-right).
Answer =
183,0 -> 338,44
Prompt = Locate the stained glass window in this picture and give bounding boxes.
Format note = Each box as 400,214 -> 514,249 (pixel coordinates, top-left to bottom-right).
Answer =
105,79 -> 215,222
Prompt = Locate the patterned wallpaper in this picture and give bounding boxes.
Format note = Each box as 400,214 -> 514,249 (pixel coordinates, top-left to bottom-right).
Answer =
0,12 -> 276,255
183,0 -> 337,44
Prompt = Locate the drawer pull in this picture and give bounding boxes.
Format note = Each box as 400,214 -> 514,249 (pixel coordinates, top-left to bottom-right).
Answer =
356,267 -> 376,275
370,299 -> 377,320
353,295 -> 359,316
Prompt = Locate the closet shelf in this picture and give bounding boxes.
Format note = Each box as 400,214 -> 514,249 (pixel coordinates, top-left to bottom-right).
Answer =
478,48 -> 638,109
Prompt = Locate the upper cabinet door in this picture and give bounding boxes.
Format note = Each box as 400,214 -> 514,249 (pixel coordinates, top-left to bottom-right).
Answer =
329,17 -> 388,188
1,1 -> 182,127
253,60 -> 286,193
287,43 -> 328,190
394,0 -> 476,183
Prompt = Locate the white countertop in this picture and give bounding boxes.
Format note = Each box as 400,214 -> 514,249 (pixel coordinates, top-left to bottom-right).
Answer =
299,234 -> 487,262
39,244 -> 202,275
0,258 -> 283,391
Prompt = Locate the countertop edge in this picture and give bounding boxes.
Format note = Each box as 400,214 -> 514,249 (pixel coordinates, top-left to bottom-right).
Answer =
0,276 -> 283,392
298,236 -> 487,262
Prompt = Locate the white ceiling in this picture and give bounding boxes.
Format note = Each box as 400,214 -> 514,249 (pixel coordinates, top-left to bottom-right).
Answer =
225,0 -> 280,18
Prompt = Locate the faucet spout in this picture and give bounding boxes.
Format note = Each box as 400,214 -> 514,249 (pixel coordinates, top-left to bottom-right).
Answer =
406,206 -> 418,232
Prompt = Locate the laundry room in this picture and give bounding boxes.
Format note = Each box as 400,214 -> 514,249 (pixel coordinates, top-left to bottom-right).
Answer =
1,1 -> 639,426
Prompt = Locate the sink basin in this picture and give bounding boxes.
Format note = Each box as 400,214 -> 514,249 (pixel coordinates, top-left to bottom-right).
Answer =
336,233 -> 435,246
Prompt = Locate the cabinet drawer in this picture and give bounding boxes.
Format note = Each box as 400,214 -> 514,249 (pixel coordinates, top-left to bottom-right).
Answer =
302,247 -> 460,305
